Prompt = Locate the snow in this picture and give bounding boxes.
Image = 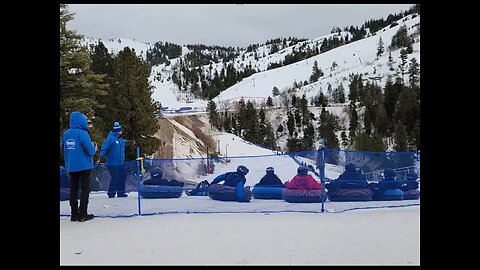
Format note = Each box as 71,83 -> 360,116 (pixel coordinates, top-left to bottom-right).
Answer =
60,126 -> 420,265
60,207 -> 419,265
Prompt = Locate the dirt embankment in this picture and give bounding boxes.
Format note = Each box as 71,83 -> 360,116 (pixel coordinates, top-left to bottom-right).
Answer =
151,114 -> 216,159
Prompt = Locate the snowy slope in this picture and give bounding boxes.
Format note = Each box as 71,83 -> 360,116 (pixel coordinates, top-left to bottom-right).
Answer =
82,14 -> 419,112
215,14 -> 420,108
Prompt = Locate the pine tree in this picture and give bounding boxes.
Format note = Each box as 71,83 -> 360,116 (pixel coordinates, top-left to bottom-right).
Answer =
266,96 -> 273,107
276,124 -> 284,134
376,36 -> 385,58
243,101 -> 258,142
408,57 -> 420,87
341,131 -> 349,148
223,111 -> 231,133
394,87 -> 419,137
309,60 -> 322,83
207,100 -> 220,130
286,110 -> 295,136
108,47 -> 160,159
272,86 -> 280,96
337,82 -> 346,103
394,120 -> 408,151
348,102 -> 359,140
375,104 -> 389,137
399,49 -> 408,83
318,108 -> 339,149
60,4 -> 108,149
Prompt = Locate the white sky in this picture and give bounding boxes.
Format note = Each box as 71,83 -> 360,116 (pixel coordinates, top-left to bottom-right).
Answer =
67,4 -> 414,47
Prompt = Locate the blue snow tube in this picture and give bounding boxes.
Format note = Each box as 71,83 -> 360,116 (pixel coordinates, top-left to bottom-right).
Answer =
252,185 -> 284,199
403,189 -> 420,200
372,188 -> 404,201
327,188 -> 373,201
281,189 -> 327,203
60,187 -> 70,201
208,184 -> 252,202
139,185 -> 183,199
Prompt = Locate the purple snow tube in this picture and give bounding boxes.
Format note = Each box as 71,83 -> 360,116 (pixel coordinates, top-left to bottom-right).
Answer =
281,188 -> 327,203
208,184 -> 252,202
327,188 -> 373,201
403,189 -> 420,200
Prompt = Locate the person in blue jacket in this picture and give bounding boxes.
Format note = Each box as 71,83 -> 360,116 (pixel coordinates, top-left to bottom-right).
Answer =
100,121 -> 134,198
210,165 -> 249,201
61,111 -> 96,222
256,167 -> 284,186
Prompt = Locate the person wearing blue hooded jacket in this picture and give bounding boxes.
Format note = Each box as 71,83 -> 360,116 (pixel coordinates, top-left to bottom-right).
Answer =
61,111 -> 97,222
100,122 -> 134,198
210,165 -> 249,201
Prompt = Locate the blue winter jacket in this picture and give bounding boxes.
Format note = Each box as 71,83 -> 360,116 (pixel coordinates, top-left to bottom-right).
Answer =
211,171 -> 246,200
100,131 -> 126,166
257,172 -> 284,186
61,112 -> 96,172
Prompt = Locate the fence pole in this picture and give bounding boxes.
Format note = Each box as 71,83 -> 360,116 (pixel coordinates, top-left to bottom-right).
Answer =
319,139 -> 326,213
136,147 -> 142,216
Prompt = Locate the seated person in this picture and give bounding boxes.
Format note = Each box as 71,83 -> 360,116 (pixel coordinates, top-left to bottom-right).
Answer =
256,167 -> 284,186
210,165 -> 249,201
143,167 -> 184,187
336,163 -> 366,181
406,170 -> 419,181
284,166 -> 321,190
382,169 -> 396,181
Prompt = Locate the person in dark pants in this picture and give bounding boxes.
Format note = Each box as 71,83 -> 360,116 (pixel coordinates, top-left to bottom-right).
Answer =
61,111 -> 97,222
100,122 -> 134,198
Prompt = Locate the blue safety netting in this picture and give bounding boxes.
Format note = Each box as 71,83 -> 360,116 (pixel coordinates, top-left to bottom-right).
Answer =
60,148 -> 420,218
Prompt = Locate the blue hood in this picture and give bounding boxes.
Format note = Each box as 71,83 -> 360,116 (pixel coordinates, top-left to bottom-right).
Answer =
69,111 -> 88,131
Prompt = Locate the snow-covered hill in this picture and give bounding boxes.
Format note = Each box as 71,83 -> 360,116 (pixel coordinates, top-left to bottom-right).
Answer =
81,12 -> 419,152
82,13 -> 419,113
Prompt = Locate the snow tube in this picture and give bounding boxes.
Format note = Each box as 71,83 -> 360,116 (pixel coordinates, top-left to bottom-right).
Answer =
325,179 -> 369,190
375,180 -> 399,190
139,185 -> 183,199
60,188 -> 70,201
281,189 -> 327,203
208,184 -> 252,202
372,188 -> 404,201
252,185 -> 284,199
403,189 -> 420,200
60,166 -> 70,188
327,188 -> 373,201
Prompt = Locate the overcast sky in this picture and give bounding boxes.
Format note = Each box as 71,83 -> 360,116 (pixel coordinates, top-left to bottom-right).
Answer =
67,4 -> 413,48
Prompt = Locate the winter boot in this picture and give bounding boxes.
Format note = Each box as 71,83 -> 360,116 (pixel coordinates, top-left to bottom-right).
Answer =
78,214 -> 95,222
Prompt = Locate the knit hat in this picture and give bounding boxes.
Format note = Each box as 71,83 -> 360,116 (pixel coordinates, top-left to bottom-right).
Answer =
112,122 -> 123,132
237,165 -> 249,175
266,167 -> 274,173
297,166 -> 308,176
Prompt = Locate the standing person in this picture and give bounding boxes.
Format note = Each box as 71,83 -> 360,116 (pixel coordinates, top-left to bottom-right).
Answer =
100,121 -> 134,198
284,166 -> 322,190
210,165 -> 249,201
61,111 -> 97,222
